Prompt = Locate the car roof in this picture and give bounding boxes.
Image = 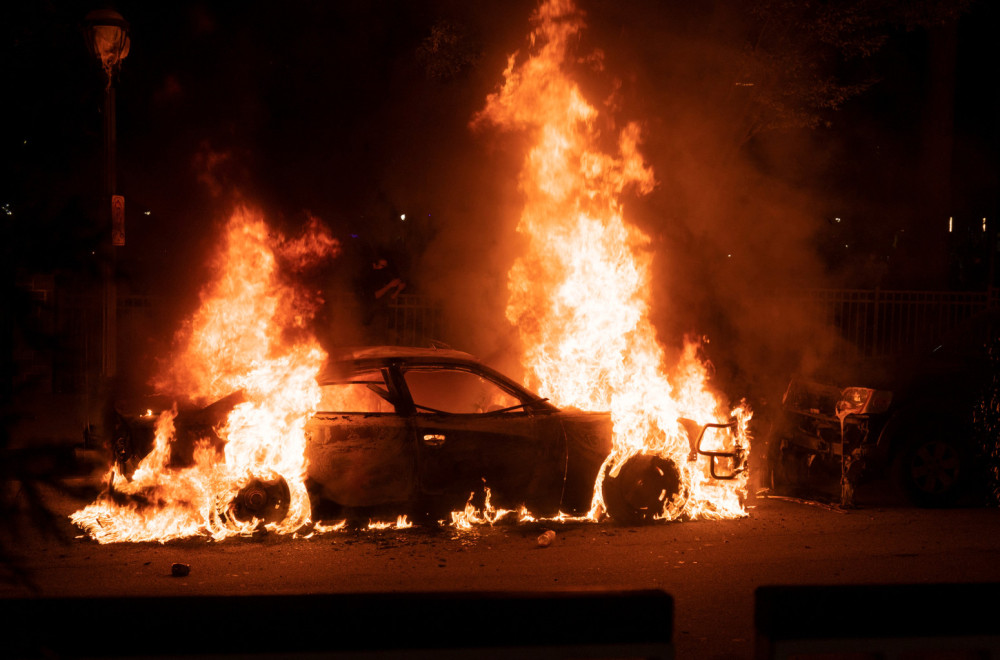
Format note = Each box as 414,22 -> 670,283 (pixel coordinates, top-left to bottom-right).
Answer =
328,345 -> 479,363
320,345 -> 484,381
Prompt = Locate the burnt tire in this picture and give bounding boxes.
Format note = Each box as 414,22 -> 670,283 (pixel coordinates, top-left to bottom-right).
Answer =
228,475 -> 291,524
603,454 -> 682,524
895,427 -> 967,507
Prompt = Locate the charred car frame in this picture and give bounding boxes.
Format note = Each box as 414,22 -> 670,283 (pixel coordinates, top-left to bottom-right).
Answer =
113,346 -> 746,524
768,311 -> 999,507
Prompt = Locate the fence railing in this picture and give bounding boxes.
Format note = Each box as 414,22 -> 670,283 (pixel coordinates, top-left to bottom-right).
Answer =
18,285 -> 996,395
38,292 -> 445,394
325,292 -> 444,347
385,294 -> 444,347
779,288 -> 997,358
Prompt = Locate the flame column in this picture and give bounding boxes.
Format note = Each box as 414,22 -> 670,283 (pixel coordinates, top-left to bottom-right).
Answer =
84,10 -> 129,382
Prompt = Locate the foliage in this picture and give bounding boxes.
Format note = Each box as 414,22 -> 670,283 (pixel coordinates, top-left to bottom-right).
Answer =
417,19 -> 483,82
972,331 -> 1000,505
734,0 -> 974,143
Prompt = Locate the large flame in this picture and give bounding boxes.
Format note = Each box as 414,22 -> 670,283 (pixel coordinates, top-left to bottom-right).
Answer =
71,0 -> 748,540
477,0 -> 749,520
71,208 -> 339,542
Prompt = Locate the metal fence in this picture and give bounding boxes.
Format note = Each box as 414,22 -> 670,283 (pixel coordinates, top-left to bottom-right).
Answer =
326,292 -> 444,347
780,288 -> 998,358
21,283 -> 997,394
12,286 -> 447,395
385,294 -> 444,347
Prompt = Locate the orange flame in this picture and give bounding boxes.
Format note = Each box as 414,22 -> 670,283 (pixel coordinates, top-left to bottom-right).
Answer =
367,515 -> 413,531
449,486 -> 520,530
476,0 -> 749,520
71,207 -> 339,542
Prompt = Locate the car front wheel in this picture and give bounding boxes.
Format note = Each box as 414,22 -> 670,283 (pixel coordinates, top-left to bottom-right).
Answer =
602,453 -> 684,524
226,474 -> 292,524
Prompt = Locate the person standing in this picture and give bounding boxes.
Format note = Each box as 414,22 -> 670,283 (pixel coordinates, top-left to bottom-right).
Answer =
359,256 -> 405,343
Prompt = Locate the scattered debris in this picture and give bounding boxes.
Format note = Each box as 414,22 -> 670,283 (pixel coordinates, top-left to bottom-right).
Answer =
251,520 -> 268,540
761,494 -> 848,513
537,529 -> 556,547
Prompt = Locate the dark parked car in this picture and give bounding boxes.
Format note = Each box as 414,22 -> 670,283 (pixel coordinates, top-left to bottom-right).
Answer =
767,311 -> 999,507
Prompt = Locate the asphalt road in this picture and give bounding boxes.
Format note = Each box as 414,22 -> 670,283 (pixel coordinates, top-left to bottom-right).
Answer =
3,484 -> 1000,659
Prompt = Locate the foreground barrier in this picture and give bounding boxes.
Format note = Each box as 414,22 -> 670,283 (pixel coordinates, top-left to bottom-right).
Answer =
2,590 -> 674,659
756,583 -> 1000,659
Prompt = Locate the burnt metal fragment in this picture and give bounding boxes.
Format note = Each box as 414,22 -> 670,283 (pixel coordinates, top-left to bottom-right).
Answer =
537,529 -> 556,547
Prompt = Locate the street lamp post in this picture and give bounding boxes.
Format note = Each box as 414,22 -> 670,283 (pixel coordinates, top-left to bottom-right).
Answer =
85,10 -> 128,379
84,9 -> 128,440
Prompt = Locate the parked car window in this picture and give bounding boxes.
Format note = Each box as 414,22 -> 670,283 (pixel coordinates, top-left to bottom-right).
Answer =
318,369 -> 395,413
403,367 -> 522,414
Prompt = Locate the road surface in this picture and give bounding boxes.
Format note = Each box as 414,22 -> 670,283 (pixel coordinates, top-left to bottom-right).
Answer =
3,483 -> 999,659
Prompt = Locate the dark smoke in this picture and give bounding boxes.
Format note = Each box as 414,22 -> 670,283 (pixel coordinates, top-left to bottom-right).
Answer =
435,0 -> 978,406
424,1 -> 846,401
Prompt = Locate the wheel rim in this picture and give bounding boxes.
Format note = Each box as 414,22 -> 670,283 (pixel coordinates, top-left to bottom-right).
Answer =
228,474 -> 291,524
605,454 -> 683,522
910,441 -> 961,494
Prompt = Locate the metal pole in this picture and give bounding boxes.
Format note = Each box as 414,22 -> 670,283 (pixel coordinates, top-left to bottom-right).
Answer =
871,287 -> 880,357
102,82 -> 116,378
988,220 -> 997,304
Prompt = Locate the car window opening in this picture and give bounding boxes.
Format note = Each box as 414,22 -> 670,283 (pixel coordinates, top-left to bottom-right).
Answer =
403,367 -> 523,415
318,371 -> 396,414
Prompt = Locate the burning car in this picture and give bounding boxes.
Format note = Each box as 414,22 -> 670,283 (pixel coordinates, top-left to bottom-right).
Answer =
302,346 -> 611,520
113,346 -> 609,523
72,1 -> 757,542
767,311 -> 999,507
109,346 -> 746,527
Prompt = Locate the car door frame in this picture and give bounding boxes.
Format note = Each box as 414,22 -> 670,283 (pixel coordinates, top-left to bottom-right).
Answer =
305,364 -> 418,509
386,360 -> 567,515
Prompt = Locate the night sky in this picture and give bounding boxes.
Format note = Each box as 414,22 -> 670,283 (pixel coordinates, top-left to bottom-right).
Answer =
4,0 -> 998,392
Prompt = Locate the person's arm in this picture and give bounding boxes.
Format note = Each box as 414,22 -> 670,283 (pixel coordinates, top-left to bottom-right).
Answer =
375,278 -> 404,299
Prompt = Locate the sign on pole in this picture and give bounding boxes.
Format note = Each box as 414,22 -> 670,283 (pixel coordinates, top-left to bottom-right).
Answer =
111,194 -> 125,246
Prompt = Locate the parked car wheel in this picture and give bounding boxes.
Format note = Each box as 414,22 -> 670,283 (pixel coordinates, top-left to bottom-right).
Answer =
894,422 -> 967,507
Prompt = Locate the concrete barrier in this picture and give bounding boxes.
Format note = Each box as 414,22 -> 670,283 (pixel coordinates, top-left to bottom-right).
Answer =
2,590 -> 673,659
756,583 -> 1000,659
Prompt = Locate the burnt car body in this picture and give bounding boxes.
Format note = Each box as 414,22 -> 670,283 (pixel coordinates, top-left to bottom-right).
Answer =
303,347 -> 613,518
768,311 -> 998,507
114,347 -> 613,521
